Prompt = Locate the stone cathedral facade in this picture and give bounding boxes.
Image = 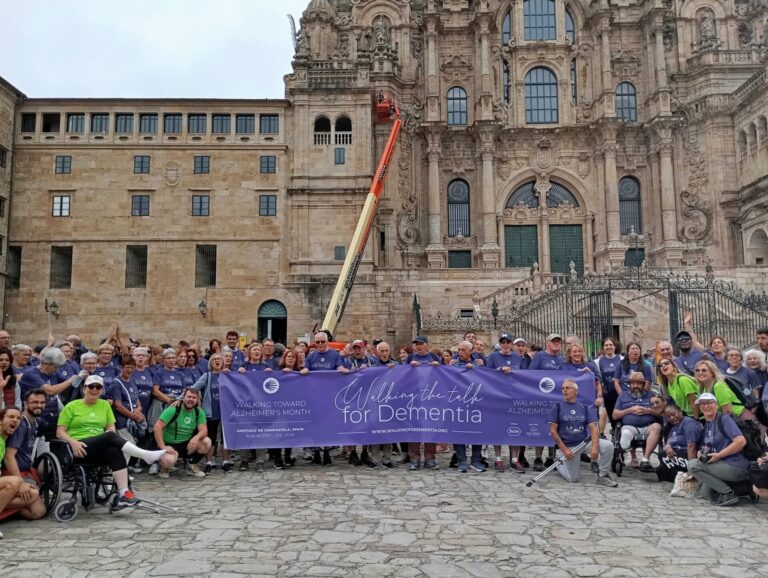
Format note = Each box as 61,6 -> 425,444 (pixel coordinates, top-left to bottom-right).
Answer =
1,0 -> 767,347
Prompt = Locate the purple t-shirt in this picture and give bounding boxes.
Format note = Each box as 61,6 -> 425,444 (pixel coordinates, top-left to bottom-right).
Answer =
111,377 -> 140,430
675,350 -> 704,376
153,367 -> 184,398
486,351 -> 524,371
615,390 -> 657,428
724,366 -> 760,392
19,368 -> 59,422
548,401 -> 596,446
305,349 -> 344,371
667,416 -> 702,455
617,362 -> 653,392
405,352 -> 441,365
131,368 -> 154,413
700,414 -> 749,469
529,351 -> 564,370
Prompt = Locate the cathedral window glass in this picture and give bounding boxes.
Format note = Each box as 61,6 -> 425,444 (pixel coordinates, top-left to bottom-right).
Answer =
570,59 -> 577,104
447,179 -> 470,237
503,61 -> 511,105
565,8 -> 576,43
524,0 -> 556,41
619,176 -> 642,235
524,67 -> 558,124
502,10 -> 512,45
615,82 -> 637,122
447,87 -> 468,126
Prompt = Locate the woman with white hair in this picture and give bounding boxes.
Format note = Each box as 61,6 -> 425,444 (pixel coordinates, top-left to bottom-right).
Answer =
11,344 -> 33,376
147,348 -> 184,433
744,349 -> 768,390
18,347 -> 85,438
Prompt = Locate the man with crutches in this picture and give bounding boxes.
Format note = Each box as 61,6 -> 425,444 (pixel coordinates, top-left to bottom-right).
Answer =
547,379 -> 618,487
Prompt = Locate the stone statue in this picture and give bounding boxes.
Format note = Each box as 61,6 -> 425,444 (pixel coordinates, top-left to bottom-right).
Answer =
698,9 -> 720,49
631,320 -> 645,346
375,17 -> 390,47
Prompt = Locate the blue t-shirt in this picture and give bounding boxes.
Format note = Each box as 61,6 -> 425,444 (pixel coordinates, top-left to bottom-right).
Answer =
405,352 -> 441,365
241,361 -> 267,372
597,356 -> 621,394
13,364 -> 33,376
6,415 -> 38,471
94,366 -> 118,394
153,367 -> 185,398
452,356 -> 476,368
486,351 -> 525,371
675,350 -> 704,376
196,358 -> 209,374
563,360 -> 601,380
700,414 -> 749,469
261,357 -> 278,370
55,360 -> 81,383
707,352 -> 729,373
373,357 -> 400,366
305,350 -> 344,371
231,350 -> 245,369
19,368 -> 60,423
529,351 -> 564,371
615,390 -> 657,428
667,416 -> 702,455
208,373 -> 221,420
617,362 -> 653,392
724,366 -> 760,392
548,401 -> 596,446
111,377 -> 140,430
131,368 -> 154,413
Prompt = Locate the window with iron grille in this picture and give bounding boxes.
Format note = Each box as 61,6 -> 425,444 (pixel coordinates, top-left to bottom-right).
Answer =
616,82 -> 637,122
447,87 -> 468,126
525,67 -> 558,124
90,113 -> 109,133
195,245 -> 217,287
20,113 -> 36,132
131,195 -> 150,216
163,113 -> 182,133
524,0 -> 556,41
139,113 -> 158,134
259,194 -> 277,216
67,113 -> 85,133
6,246 -> 21,290
50,246 -> 73,289
260,114 -> 279,134
194,155 -> 210,174
188,114 -> 207,134
447,179 -> 470,237
570,59 -> 578,104
212,114 -> 231,134
260,155 -> 276,174
134,155 -> 150,174
55,156 -> 72,174
125,245 -> 148,288
115,113 -> 134,133
52,195 -> 71,217
236,114 -> 255,134
0,198 -> 5,218
192,194 -> 210,216
619,176 -> 642,235
448,251 -> 472,269
334,147 -> 345,165
503,61 -> 511,105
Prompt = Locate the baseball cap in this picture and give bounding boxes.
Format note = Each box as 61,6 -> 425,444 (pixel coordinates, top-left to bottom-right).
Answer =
546,333 -> 562,342
695,392 -> 717,404
627,371 -> 646,384
675,331 -> 692,341
499,333 -> 512,342
351,340 -> 365,348
412,335 -> 429,344
513,337 -> 527,345
84,375 -> 104,387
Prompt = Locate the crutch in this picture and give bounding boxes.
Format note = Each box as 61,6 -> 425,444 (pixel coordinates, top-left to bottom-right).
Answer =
525,437 -> 592,488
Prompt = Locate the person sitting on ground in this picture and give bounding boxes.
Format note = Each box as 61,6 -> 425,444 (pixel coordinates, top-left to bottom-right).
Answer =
687,392 -> 749,507
612,372 -> 663,472
658,359 -> 700,419
154,388 -> 210,479
57,375 -> 170,510
548,379 -> 618,487
658,404 -> 702,480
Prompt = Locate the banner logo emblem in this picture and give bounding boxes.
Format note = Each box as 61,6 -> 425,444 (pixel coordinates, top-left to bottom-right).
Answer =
538,377 -> 555,393
263,377 -> 280,394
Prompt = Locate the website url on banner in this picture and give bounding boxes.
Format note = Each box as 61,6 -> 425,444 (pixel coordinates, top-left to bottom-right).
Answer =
371,427 -> 448,434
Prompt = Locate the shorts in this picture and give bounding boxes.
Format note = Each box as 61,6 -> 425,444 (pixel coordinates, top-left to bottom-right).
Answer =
623,425 -> 650,440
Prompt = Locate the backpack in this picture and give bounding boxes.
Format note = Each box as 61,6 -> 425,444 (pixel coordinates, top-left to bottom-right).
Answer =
165,404 -> 203,440
716,413 -> 767,461
723,376 -> 759,410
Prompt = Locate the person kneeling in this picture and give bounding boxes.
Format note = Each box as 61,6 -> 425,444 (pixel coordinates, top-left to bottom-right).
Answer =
154,388 -> 210,478
548,379 -> 618,487
0,407 -> 46,525
57,376 -> 169,510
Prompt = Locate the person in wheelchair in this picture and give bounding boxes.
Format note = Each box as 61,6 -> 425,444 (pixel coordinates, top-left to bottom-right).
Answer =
612,372 -> 663,473
154,388 -> 210,478
0,407 -> 46,523
56,375 -> 170,510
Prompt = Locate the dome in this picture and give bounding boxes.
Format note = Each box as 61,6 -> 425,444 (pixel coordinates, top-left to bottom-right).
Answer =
304,0 -> 336,16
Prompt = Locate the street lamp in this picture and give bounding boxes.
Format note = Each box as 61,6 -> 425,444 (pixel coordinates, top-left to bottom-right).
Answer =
48,300 -> 60,319
491,297 -> 499,329
198,299 -> 208,319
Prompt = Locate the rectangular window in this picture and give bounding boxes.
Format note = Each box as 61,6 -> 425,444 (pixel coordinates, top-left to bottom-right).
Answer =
188,114 -> 207,134
192,194 -> 210,216
133,155 -> 150,174
195,245 -> 217,287
115,113 -> 134,133
137,113 -> 157,134
6,246 -> 21,290
260,155 -> 276,174
90,113 -> 109,133
67,113 -> 85,133
0,147 -> 6,168
259,194 -> 277,216
52,195 -> 71,217
334,147 -> 345,165
55,155 -> 72,174
20,113 -> 36,132
125,245 -> 148,289
163,113 -> 182,133
131,194 -> 150,216
0,198 -> 5,218
236,114 -> 255,134
334,246 -> 346,261
260,114 -> 279,134
212,114 -> 231,134
194,156 -> 210,174
42,113 -> 60,133
448,251 -> 472,269
50,246 -> 73,289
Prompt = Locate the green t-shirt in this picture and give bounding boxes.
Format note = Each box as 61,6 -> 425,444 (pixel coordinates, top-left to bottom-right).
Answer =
712,380 -> 744,417
158,405 -> 206,445
0,436 -> 6,474
668,374 -> 699,416
57,399 -> 116,440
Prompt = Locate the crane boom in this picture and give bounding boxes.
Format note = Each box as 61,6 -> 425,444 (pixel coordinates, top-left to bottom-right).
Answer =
321,96 -> 402,337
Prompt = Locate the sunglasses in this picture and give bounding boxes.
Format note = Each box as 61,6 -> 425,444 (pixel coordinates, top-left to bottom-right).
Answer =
86,384 -> 103,390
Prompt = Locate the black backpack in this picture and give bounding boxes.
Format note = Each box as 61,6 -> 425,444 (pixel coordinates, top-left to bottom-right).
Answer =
165,405 -> 203,439
723,376 -> 759,410
716,413 -> 767,461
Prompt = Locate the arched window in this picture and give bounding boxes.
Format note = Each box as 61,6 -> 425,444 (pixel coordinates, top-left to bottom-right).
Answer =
565,8 -> 576,43
737,131 -> 748,161
524,67 -> 558,124
619,176 -> 642,235
502,10 -> 512,45
615,82 -> 637,122
757,116 -> 768,148
257,299 -> 288,343
748,123 -> 758,155
547,182 -> 579,208
335,115 -> 352,145
313,116 -> 331,145
447,87 -> 468,126
524,0 -> 556,41
506,181 -> 539,208
503,61 -> 511,105
570,59 -> 577,104
447,179 -> 470,237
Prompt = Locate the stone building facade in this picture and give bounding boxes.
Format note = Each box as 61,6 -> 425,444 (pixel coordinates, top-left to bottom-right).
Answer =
2,0 -> 768,348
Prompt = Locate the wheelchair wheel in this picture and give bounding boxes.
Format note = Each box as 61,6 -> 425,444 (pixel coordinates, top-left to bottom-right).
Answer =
94,473 -> 116,505
54,500 -> 79,522
614,460 -> 623,477
33,451 -> 63,516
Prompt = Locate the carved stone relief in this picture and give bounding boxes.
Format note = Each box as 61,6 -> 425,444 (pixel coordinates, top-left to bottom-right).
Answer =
679,130 -> 713,243
441,54 -> 473,84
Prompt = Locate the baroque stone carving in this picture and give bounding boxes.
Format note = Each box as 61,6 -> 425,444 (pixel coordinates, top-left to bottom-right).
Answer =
610,50 -> 641,77
577,153 -> 591,178
396,130 -> 419,248
163,161 -> 181,187
679,132 -> 713,243
441,54 -> 473,84
534,138 -> 554,173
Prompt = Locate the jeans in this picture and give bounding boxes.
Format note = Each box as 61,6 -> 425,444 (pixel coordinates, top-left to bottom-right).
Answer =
688,458 -> 749,495
454,444 -> 482,465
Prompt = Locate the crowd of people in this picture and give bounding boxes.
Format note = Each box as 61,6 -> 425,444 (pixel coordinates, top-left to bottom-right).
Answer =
0,323 -> 767,533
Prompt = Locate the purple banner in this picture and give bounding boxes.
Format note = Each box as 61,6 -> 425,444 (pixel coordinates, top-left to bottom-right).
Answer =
219,366 -> 595,449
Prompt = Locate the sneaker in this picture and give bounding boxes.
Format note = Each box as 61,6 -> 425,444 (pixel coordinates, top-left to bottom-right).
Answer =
303,448 -> 314,461
238,460 -> 248,471
544,457 -> 554,468
312,450 -> 322,465
322,450 -> 332,466
448,453 -> 458,469
480,456 -> 489,468
203,462 -> 214,474
494,459 -> 505,472
187,463 -> 206,478
399,454 -> 411,465
509,461 -> 526,474
148,463 -> 159,476
273,459 -> 285,470
159,468 -> 170,479
129,465 -> 144,474
409,462 -> 420,471
533,458 -> 544,472
348,451 -> 361,466
470,462 -> 486,472
457,462 -> 468,473
639,460 -> 655,473
424,460 -> 439,471
113,490 -> 140,510
518,454 -> 530,468
381,461 -> 395,469
221,461 -> 233,473
714,491 -> 739,507
361,455 -> 378,468
596,474 -> 619,488
284,457 -> 296,467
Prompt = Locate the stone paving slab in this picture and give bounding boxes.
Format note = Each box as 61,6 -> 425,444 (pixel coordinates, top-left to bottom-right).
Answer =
1,452 -> 766,577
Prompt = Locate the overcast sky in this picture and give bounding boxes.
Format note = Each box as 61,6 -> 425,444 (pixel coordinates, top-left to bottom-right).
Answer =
2,0 -> 311,99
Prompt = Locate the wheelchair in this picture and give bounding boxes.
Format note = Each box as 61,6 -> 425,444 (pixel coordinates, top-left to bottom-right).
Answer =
610,421 -> 663,477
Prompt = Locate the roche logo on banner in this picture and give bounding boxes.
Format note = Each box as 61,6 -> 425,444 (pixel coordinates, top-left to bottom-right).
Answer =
219,367 -> 595,450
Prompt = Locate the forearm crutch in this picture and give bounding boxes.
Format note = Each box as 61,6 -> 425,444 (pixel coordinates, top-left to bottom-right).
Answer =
525,437 -> 592,488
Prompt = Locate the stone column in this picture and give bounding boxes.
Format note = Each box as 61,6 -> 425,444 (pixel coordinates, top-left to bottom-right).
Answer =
425,14 -> 440,122
658,129 -> 677,244
478,127 -> 500,267
585,213 -> 595,273
425,129 -> 446,268
653,19 -> 671,115
477,13 -> 493,121
600,21 -> 615,116
603,130 -> 621,245
535,181 -> 552,274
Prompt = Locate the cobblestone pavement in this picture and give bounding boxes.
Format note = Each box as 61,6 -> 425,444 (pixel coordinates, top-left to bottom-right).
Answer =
1,450 -> 767,577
